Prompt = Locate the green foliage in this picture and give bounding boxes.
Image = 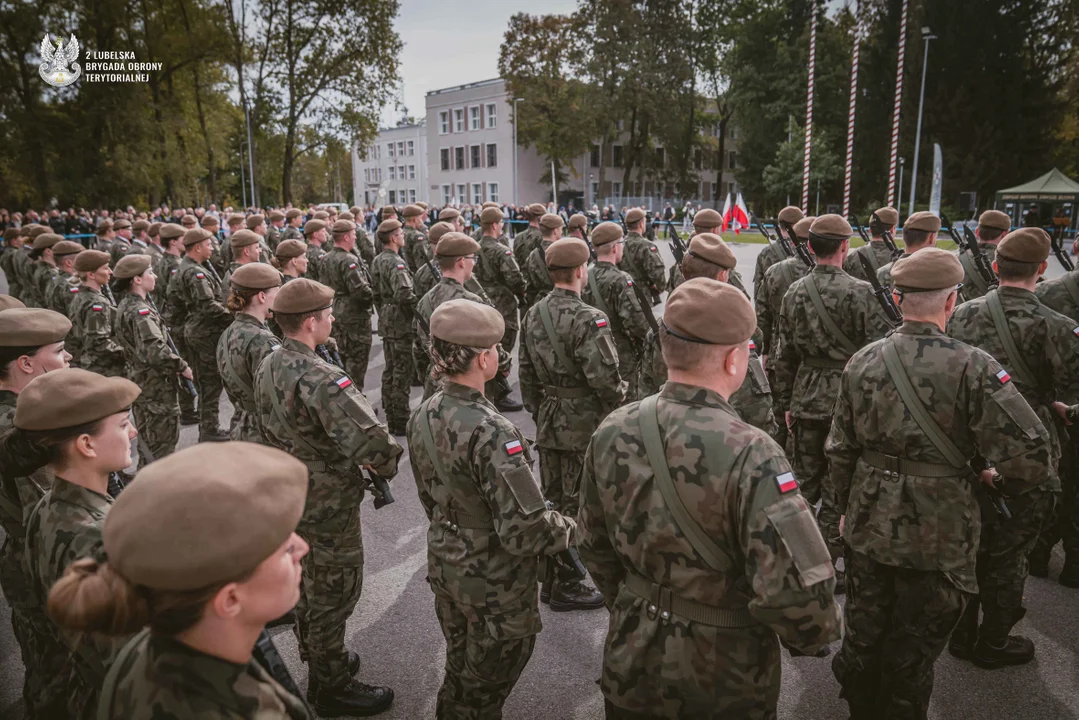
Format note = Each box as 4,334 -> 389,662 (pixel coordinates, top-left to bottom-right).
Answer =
762,130 -> 842,200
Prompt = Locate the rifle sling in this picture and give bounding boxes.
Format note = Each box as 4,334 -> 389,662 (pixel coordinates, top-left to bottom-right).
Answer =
263,360 -> 331,462
985,290 -> 1037,388
97,628 -> 151,720
1063,272 -> 1079,308
959,251 -> 990,294
538,300 -> 575,373
586,272 -> 615,328
417,395 -> 492,526
804,274 -> 859,356
862,244 -> 880,273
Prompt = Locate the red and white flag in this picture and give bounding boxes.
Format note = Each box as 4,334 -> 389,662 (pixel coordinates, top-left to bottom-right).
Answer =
723,193 -> 750,234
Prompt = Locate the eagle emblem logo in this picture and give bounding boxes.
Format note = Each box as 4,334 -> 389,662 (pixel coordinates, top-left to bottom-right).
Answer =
39,33 -> 81,88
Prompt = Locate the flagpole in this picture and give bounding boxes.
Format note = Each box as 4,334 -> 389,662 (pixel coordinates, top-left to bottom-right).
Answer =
843,6 -> 862,217
886,0 -> 910,206
801,1 -> 819,214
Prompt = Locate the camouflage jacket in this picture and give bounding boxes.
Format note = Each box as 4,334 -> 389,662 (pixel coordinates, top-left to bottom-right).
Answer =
171,257 -> 230,340
125,239 -> 161,263
826,321 -> 1051,593
668,263 -> 750,299
30,262 -> 60,308
109,239 -> 132,268
356,228 -> 375,267
71,285 -> 125,376
754,257 -> 811,356
304,244 -> 326,284
581,260 -> 651,360
114,293 -> 187,412
402,226 -> 428,273
46,270 -> 79,316
413,260 -> 439,301
10,249 -> 35,304
281,226 -> 304,243
101,632 -> 310,719
217,313 -> 280,442
370,249 -> 416,340
752,240 -> 785,290
1035,269 -> 1079,321
524,241 -> 554,306
620,232 -> 667,296
407,382 -> 575,612
266,223 -> 283,252
957,243 -> 999,302
519,288 -> 625,449
773,265 -> 890,419
577,382 -> 841,716
512,226 -> 542,271
876,251 -> 913,290
320,247 -> 374,330
415,277 -> 484,342
843,240 -> 893,283
475,236 -> 526,323
155,253 -> 181,311
0,246 -> 22,299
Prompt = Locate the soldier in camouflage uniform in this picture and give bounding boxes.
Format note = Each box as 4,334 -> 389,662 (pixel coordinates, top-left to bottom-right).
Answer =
578,277 -> 842,718
945,228 -> 1079,665
401,204 -> 429,273
524,213 -> 564,306
16,369 -> 141,718
512,203 -> 546,280
108,218 -> 133,267
168,227 -> 230,441
667,208 -> 753,297
1,228 -> 26,301
154,224 -> 184,308
319,219 -> 375,391
371,218 -> 418,434
0,309 -> 73,718
876,211 -> 942,290
71,247 -> 126,378
475,206 -> 527,353
267,209 -> 286,251
14,226 -> 47,307
219,228 -> 262,300
753,205 -> 803,290
957,209 -> 1011,302
413,221 -> 453,302
773,215 -> 892,587
844,206 -> 898,282
218,213 -> 245,269
439,206 -> 465,236
282,207 -> 306,244
303,218 -> 329,283
124,219 -> 159,264
254,278 -> 402,716
94,220 -> 115,254
26,232 -> 62,309
826,248 -> 1051,719
273,238 -> 309,281
755,216 -> 814,366
620,207 -> 667,305
408,299 -> 576,718
45,240 -> 84,315
519,238 -> 618,611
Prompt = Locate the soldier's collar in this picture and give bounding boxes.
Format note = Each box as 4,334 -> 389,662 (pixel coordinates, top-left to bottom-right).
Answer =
282,337 -> 319,356
896,320 -> 945,336
659,381 -> 737,414
811,264 -> 843,274
441,380 -> 488,405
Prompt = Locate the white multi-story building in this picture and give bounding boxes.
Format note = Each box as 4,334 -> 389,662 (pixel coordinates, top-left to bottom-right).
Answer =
351,121 -> 428,208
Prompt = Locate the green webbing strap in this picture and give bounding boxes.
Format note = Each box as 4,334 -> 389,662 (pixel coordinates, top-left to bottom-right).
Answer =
881,337 -> 966,469
587,272 -> 614,324
960,252 -> 989,294
417,395 -> 492,524
863,244 -> 881,273
639,395 -> 733,572
97,628 -> 150,720
264,362 -> 326,461
1062,272 -> 1079,308
779,260 -> 796,290
985,290 -> 1037,388
804,274 -> 859,356
418,396 -> 451,485
538,301 -> 574,371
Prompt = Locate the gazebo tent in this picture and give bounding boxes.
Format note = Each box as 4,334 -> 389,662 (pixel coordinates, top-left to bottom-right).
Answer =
994,168 -> 1079,234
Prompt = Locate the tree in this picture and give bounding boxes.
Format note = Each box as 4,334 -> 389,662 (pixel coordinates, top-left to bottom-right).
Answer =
762,130 -> 842,202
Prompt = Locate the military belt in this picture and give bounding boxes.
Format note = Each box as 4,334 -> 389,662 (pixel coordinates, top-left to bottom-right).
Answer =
861,450 -> 964,478
623,570 -> 754,628
543,384 -> 592,399
441,507 -> 492,531
299,458 -> 334,473
801,356 -> 848,370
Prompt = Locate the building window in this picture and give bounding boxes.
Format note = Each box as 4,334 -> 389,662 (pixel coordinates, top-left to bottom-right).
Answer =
456,184 -> 467,203
374,145 -> 381,160
407,140 -> 415,156
388,189 -> 397,204
694,149 -> 702,170
409,189 -> 416,203
591,181 -> 599,202
590,145 -> 600,168
442,184 -> 452,204
408,165 -> 416,180
486,103 -> 497,128
455,147 -> 465,170
454,109 -> 464,132
472,183 -> 482,204
470,145 -> 481,168
387,142 -> 395,158
470,106 -> 481,130
728,151 -> 737,170
613,182 -> 622,198
612,145 -> 623,167
488,182 -> 499,203
398,165 -> 405,179
655,147 -> 665,167
728,126 -> 736,140
439,112 -> 449,134
440,148 -> 450,171
397,141 -> 404,157
364,169 -> 369,183
487,143 -> 497,167
727,181 -> 736,196
711,182 -> 718,199
388,166 -> 396,180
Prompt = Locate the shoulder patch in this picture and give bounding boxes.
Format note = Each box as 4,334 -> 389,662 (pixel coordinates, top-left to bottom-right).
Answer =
776,471 -> 798,493
334,375 -> 353,389
138,307 -> 151,316
749,340 -> 757,351
626,278 -> 634,286
170,268 -> 177,275
504,439 -> 523,456
505,250 -> 513,256
996,368 -> 1011,384
91,304 -> 104,311
69,286 -> 79,293
650,245 -> 658,252
195,272 -> 205,279
348,262 -> 357,269
1073,326 -> 1079,337
270,344 -> 281,351
595,317 -> 608,329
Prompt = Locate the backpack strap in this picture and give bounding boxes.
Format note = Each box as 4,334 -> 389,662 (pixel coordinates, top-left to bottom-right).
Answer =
586,272 -> 614,324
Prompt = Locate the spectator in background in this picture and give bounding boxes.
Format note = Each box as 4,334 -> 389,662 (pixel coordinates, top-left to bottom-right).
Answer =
682,201 -> 693,232
662,202 -> 675,237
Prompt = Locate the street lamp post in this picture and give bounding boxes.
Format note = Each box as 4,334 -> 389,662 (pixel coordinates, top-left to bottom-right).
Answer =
512,97 -> 522,205
909,27 -> 936,217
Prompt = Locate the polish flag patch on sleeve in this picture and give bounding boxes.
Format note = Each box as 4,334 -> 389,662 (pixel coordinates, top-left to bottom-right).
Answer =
69,286 -> 79,293
195,272 -> 205,279
996,368 -> 1011,384
776,472 -> 798,493
396,264 -> 405,270
334,376 -> 353,389
91,304 -> 104,312
138,307 -> 151,316
749,340 -> 757,351
595,318 -> 608,329
504,439 -> 523,456
349,262 -> 357,269
505,250 -> 513,256
1073,326 -> 1079,337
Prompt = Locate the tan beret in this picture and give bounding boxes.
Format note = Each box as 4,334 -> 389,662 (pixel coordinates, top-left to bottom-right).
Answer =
268,210 -> 285,222
663,277 -> 755,345
687,233 -> 736,269
540,213 -> 565,230
230,263 -> 282,290
527,203 -> 547,217
4,228 -> 19,242
181,215 -> 198,227
51,241 -> 84,257
402,205 -> 423,218
778,206 -> 805,225
245,214 -> 265,230
114,254 -> 152,279
113,218 -> 131,230
228,213 -> 246,226
229,229 -> 260,249
378,219 -> 402,235
792,216 -> 816,240
275,239 -> 307,260
809,214 -> 853,241
430,299 -> 505,348
978,210 -> 1011,232
32,233 -> 63,251
873,207 -> 899,226
481,207 -> 503,224
891,247 -> 963,292
286,208 -> 304,220
148,222 -> 161,238
0,295 -> 26,311
380,206 -> 397,216
435,232 -> 481,258
625,208 -> 646,224
692,209 -> 723,229
272,278 -> 334,314
74,250 -> 110,273
183,228 -> 213,248
159,223 -> 184,240
481,201 -> 500,209
428,222 -> 454,245
200,215 -> 218,228
439,208 -> 461,222
568,214 -> 588,230
904,211 -> 941,233
303,219 -> 326,236
350,206 -> 362,216
996,228 -> 1050,263
0,308 -> 71,347
15,368 -> 140,431
338,212 -> 355,222
105,442 -> 308,591
312,210 -> 330,221
417,201 -> 429,210
591,222 -> 623,247
131,219 -> 150,233
27,225 -> 51,239
545,238 -> 590,269
332,219 -> 356,234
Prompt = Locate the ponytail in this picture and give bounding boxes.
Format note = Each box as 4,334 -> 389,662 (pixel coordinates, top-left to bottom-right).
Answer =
48,557 -> 148,636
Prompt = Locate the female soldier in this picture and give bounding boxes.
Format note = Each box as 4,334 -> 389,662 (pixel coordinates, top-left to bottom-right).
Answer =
112,254 -> 193,465
273,238 -> 309,281
4,368 -> 140,718
216,263 -> 282,442
49,442 -> 312,719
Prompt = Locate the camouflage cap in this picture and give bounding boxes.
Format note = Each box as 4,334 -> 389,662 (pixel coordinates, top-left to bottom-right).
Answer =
778,206 -> 805,225
540,213 -> 565,230
663,277 -> 755,346
228,213 -> 246,226
873,207 -> 899,226
272,278 -> 333,314
545,238 -> 590,269
686,233 -> 736,269
229,229 -> 261,248
74,250 -> 110,273
181,215 -> 199,228
245,214 -> 266,230
591,222 -> 623,247
809,214 -> 853,241
0,295 -> 25,311
481,207 -> 503,224
303,219 -> 326,236
113,218 -> 132,230
51,241 -> 85,257
274,239 -> 307,260
568,214 -> 588,231
182,228 -> 213,248
32,233 -> 63,251
159,223 -> 184,240
793,216 -> 816,240
113,254 -> 152,279
200,214 -> 219,228
231,262 -> 282,290
692,208 -> 723,229
430,298 -> 505,348
402,204 -> 423,218
105,442 -> 308,591
0,308 -> 71,347
996,228 -> 1050,263
625,208 -> 646,224
268,210 -> 286,222
527,203 -> 547,217
378,218 -> 402,235
438,208 -> 461,222
332,219 -> 356,235
891,247 -> 963,292
978,210 -> 1011,232
428,222 -> 454,245
15,368 -> 140,431
286,208 -> 304,220
904,211 -> 941,233
131,219 -> 150,233
148,222 -> 161,238
435,232 -> 480,258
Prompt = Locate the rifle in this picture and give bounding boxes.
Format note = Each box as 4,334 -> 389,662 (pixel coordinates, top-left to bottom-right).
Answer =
858,252 -> 902,326
850,214 -> 873,247
943,213 -> 997,290
871,211 -> 904,260
1050,225 -> 1074,272
668,222 -> 687,264
146,297 -> 198,397
777,220 -> 813,268
751,213 -> 785,258
315,344 -> 344,369
630,280 -> 660,337
363,468 -> 395,509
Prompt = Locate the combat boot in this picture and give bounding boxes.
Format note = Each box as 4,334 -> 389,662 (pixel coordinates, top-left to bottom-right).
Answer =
972,635 -> 1035,669
180,410 -> 200,426
833,567 -> 846,595
307,651 -> 360,703
539,562 -> 554,604
312,677 -> 393,717
1059,560 -> 1079,588
1027,548 -> 1050,578
549,578 -> 605,612
948,600 -> 980,661
493,394 -> 524,412
198,428 -> 230,442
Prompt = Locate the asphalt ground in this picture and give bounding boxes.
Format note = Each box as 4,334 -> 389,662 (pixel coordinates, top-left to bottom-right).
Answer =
0,238 -> 1076,719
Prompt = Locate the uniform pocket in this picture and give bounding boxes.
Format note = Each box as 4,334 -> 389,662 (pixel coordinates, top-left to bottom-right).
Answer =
502,465 -> 546,514
764,495 -> 834,587
992,384 -> 1047,441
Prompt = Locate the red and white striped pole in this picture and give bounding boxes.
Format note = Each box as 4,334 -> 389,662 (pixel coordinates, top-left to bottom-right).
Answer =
842,10 -> 861,217
801,1 -> 818,214
886,0 -> 909,206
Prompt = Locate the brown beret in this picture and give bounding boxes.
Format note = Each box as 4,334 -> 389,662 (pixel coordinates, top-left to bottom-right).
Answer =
113,218 -> 131,230
545,238 -> 590,269
687,233 -> 736,269
439,208 -> 461,222
245,214 -> 266,230
105,442 -> 308,591
0,295 -> 26,311
32,233 -> 63,251
527,203 -> 547,217
332,219 -> 356,234
27,224 -> 51,239
873,207 -> 899,226
268,210 -> 285,222
338,212 -> 355,223
272,278 -> 333,315
625,208 -> 646,224
663,277 -> 755,345
275,239 -> 307,260
380,206 -> 397,217
200,215 -> 218,228
378,219 -> 402,235
428,222 -> 454,245
0,308 -> 71,347
435,232 -> 481,258
978,210 -> 1011,232
904,211 -> 941,233
778,206 -> 805,225
568,214 -> 588,231
481,207 -> 503,224
430,299 -> 505,348
181,215 -> 198,227
231,263 -> 282,290
131,220 -> 150,233
4,228 -> 19,242
183,228 -> 213,248
809,214 -> 853,242
692,209 -> 723,229
74,250 -> 110,273
114,254 -> 152,279
891,247 -> 964,292
228,213 -> 246,226
159,223 -> 184,240
540,213 -> 565,230
591,222 -> 623,247
51,241 -> 84,257
312,210 -> 330,221
417,201 -> 429,210
481,201 -> 500,209
303,219 -> 326,236
402,205 -> 423,218
350,206 -> 362,216
793,216 -> 816,240
229,229 -> 261,249
148,222 -> 161,238
996,228 -> 1050,263
15,368 -> 140,431
283,209 -> 301,220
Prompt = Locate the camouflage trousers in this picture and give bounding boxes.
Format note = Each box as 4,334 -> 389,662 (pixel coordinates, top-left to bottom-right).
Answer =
187,332 -> 224,434
172,334 -> 198,420
791,418 -> 842,560
539,448 -> 584,517
336,315 -> 373,392
133,399 -> 179,467
833,551 -> 966,720
730,383 -> 776,437
615,343 -> 640,402
765,367 -> 789,452
1031,441 -> 1079,563
295,505 -> 364,687
432,591 -> 538,719
380,336 -> 414,427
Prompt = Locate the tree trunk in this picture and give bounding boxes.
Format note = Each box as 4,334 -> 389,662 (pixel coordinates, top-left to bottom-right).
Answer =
177,0 -> 217,203
714,109 -> 729,205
